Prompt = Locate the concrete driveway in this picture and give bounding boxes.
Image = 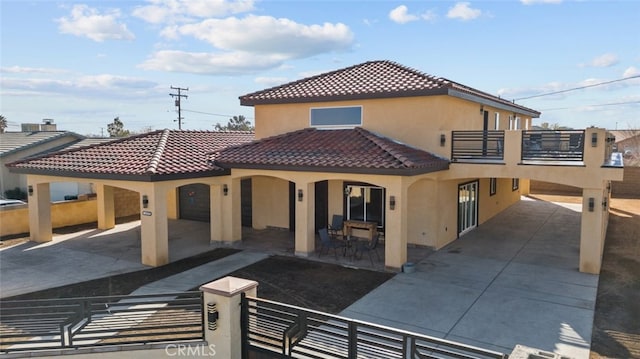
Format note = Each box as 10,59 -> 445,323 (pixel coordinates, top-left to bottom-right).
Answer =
340,197 -> 597,359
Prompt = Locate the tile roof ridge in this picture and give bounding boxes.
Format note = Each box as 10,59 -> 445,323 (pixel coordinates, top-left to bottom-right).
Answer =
355,127 -> 417,167
145,129 -> 170,174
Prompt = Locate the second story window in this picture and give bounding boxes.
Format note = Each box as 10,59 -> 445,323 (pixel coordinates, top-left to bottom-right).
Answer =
310,106 -> 362,128
494,113 -> 500,130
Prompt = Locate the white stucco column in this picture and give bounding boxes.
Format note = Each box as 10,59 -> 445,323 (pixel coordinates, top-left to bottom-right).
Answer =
96,183 -> 115,230
579,187 -> 607,274
200,277 -> 258,359
384,180 -> 408,271
221,177 -> 242,243
28,180 -> 52,243
210,183 -> 224,243
294,181 -> 315,257
140,185 -> 169,267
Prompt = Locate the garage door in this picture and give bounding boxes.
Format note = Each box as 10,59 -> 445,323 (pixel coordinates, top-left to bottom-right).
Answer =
179,184 -> 210,222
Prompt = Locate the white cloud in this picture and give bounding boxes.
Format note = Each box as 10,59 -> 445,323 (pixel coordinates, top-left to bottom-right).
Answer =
623,66 -> 639,78
520,0 -> 562,5
132,0 -> 255,24
138,50 -> 285,75
389,5 -> 418,24
585,53 -> 619,68
1,74 -> 158,99
57,4 -> 134,42
447,2 -> 482,21
422,10 -> 437,22
254,77 -> 289,87
0,66 -> 70,74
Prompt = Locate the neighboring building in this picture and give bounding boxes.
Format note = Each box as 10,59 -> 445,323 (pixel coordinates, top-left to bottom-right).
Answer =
609,129 -> 639,166
7,61 -> 623,274
0,121 -> 90,201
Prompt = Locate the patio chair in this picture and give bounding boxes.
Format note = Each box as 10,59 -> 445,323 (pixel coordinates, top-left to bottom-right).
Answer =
355,232 -> 381,266
318,228 -> 346,259
327,214 -> 344,238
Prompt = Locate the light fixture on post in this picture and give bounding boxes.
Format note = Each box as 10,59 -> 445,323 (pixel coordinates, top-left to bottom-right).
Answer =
588,197 -> 594,212
223,184 -> 228,196
591,132 -> 598,147
28,185 -> 33,196
142,195 -> 149,209
440,134 -> 446,147
389,196 -> 396,210
297,189 -> 303,202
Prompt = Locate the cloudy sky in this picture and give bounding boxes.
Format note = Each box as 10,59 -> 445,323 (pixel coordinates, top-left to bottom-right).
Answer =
1,0 -> 638,135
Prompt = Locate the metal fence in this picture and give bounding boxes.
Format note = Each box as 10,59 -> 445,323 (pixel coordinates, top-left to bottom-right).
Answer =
0,291 -> 203,353
521,130 -> 585,162
241,294 -> 508,359
451,131 -> 505,162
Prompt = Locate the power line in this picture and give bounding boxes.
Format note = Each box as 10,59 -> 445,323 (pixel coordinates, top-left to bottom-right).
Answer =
182,109 -> 254,120
169,86 -> 188,130
540,100 -> 640,112
514,75 -> 640,101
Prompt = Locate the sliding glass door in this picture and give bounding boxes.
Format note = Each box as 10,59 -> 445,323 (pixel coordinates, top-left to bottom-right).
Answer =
345,185 -> 384,228
458,181 -> 478,236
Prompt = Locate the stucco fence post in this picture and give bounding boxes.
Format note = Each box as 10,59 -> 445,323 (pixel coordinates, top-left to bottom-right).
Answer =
199,276 -> 258,359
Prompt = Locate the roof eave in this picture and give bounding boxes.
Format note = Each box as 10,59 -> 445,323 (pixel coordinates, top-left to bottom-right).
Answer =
447,88 -> 541,118
6,167 -> 231,182
216,162 -> 450,176
239,88 -> 450,106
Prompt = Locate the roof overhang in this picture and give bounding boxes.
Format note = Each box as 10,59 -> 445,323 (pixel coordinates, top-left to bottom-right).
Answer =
214,162 -> 450,176
7,167 -> 231,182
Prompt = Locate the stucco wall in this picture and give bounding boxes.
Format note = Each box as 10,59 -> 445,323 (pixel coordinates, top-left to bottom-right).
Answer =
251,176 -> 289,229
254,96 -> 532,160
0,188 -> 142,237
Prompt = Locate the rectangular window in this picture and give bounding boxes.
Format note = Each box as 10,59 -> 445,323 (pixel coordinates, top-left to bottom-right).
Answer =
508,115 -> 513,130
515,117 -> 521,129
489,178 -> 497,196
310,106 -> 362,127
512,178 -> 520,191
494,113 -> 500,130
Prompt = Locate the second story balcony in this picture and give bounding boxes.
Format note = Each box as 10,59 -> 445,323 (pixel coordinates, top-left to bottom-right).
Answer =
450,128 -> 622,168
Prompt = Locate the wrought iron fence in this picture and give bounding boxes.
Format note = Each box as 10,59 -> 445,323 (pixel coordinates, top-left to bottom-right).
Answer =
451,131 -> 505,162
521,130 -> 585,162
0,291 -> 203,353
241,294 -> 508,359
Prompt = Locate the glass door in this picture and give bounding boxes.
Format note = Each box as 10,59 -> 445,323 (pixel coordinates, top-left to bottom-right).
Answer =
458,181 -> 478,236
345,185 -> 384,228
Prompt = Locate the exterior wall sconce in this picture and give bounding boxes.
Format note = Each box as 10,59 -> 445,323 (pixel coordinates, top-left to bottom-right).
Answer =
588,197 -> 594,212
297,189 -> 303,202
142,195 -> 149,208
606,182 -> 611,192
28,185 -> 33,196
206,302 -> 219,331
440,134 -> 446,147
480,105 -> 484,114
344,187 -> 351,196
223,184 -> 228,196
602,198 -> 608,209
389,196 -> 396,210
591,132 -> 598,147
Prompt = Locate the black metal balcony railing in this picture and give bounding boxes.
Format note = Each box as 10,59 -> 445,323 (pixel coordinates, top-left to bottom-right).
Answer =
451,131 -> 505,162
521,130 -> 585,162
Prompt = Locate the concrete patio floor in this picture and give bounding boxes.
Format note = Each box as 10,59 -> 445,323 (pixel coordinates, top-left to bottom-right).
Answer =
340,196 -> 597,359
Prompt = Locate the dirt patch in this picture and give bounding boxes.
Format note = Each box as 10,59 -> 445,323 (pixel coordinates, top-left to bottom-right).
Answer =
223,255 -> 395,313
590,198 -> 640,359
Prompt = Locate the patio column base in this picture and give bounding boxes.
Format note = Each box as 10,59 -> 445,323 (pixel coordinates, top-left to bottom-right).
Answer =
294,250 -> 312,257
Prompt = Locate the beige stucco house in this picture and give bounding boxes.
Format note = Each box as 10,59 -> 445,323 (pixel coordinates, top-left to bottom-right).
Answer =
7,60 -> 624,274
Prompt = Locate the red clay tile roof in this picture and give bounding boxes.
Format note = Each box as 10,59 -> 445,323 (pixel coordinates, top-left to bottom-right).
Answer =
7,130 -> 255,181
213,127 -> 449,175
239,60 -> 540,117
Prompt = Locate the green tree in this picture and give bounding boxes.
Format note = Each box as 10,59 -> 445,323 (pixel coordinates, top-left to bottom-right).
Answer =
0,114 -> 7,133
107,117 -> 130,137
214,115 -> 254,131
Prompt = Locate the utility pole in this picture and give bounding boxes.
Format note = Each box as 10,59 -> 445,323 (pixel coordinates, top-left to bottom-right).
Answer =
169,86 -> 188,130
